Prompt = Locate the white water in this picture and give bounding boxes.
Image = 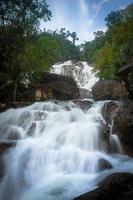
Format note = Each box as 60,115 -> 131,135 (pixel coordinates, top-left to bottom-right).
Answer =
0,61 -> 133,200
50,61 -> 99,90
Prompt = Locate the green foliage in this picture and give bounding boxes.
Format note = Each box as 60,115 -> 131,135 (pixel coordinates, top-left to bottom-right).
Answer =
95,42 -> 119,78
0,0 -> 52,101
105,10 -> 122,28
81,3 -> 133,79
24,30 -> 80,84
82,31 -> 106,63
0,1 -> 80,102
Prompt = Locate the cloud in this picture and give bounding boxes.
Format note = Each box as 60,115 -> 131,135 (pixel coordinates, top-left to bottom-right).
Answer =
93,0 -> 110,17
77,0 -> 95,43
40,0 -> 106,44
119,5 -> 127,10
80,0 -> 88,15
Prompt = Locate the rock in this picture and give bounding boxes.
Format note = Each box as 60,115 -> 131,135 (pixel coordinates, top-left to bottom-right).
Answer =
117,62 -> 133,99
0,103 -> 6,112
79,88 -> 92,99
26,122 -> 36,136
102,101 -> 119,124
97,158 -> 112,171
92,80 -> 127,101
0,140 -> 16,153
73,173 -> 133,200
0,102 -> 32,113
35,86 -> 53,100
72,99 -> 93,111
99,123 -> 110,151
0,140 -> 17,180
0,155 -> 4,180
35,72 -> 79,100
113,100 -> 133,156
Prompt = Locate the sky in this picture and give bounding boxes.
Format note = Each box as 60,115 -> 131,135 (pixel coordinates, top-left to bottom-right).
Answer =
41,0 -> 133,44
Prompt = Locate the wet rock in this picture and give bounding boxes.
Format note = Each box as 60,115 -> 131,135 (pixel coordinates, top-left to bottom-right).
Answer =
102,101 -> 119,124
74,173 -> 133,200
0,140 -> 16,180
6,129 -> 21,140
27,122 -> 36,136
99,123 -> 110,151
34,111 -> 47,121
0,140 -> 16,153
92,80 -> 128,101
97,158 -> 112,171
35,72 -> 79,100
73,100 -> 93,111
0,155 -> 4,180
113,100 -> 133,156
79,88 -> 92,99
0,102 -> 32,113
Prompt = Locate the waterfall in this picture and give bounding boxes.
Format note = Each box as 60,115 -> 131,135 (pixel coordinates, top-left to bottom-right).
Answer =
0,61 -> 133,200
109,119 -> 123,154
50,61 -> 99,91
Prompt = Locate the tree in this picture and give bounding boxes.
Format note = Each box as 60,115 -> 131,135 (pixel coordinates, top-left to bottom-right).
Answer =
105,10 -> 122,28
70,32 -> 79,45
93,31 -> 104,39
0,0 -> 52,101
81,3 -> 133,79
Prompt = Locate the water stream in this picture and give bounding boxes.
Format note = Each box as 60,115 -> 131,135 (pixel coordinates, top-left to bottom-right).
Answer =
0,61 -> 133,200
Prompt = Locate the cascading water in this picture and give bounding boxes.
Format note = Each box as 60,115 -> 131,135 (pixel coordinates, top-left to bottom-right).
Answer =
50,61 -> 99,91
0,61 -> 133,200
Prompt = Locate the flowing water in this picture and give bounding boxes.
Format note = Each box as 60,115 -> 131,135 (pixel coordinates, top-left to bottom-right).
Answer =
50,61 -> 99,90
0,61 -> 133,200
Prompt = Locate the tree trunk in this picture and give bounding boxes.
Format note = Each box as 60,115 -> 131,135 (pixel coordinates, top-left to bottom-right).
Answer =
13,81 -> 17,102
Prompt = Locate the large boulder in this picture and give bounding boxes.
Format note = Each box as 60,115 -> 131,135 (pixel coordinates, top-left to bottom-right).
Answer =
113,100 -> 133,156
117,63 -> 133,99
101,100 -> 133,156
74,173 -> 133,200
35,72 -> 79,100
92,80 -> 127,101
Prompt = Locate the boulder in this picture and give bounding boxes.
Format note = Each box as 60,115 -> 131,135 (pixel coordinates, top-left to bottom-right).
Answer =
117,62 -> 133,99
97,158 -> 112,171
92,80 -> 127,101
74,173 -> 133,200
102,101 -> 119,124
0,140 -> 16,153
72,100 -> 93,111
113,100 -> 133,156
79,88 -> 92,99
35,72 -> 79,100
